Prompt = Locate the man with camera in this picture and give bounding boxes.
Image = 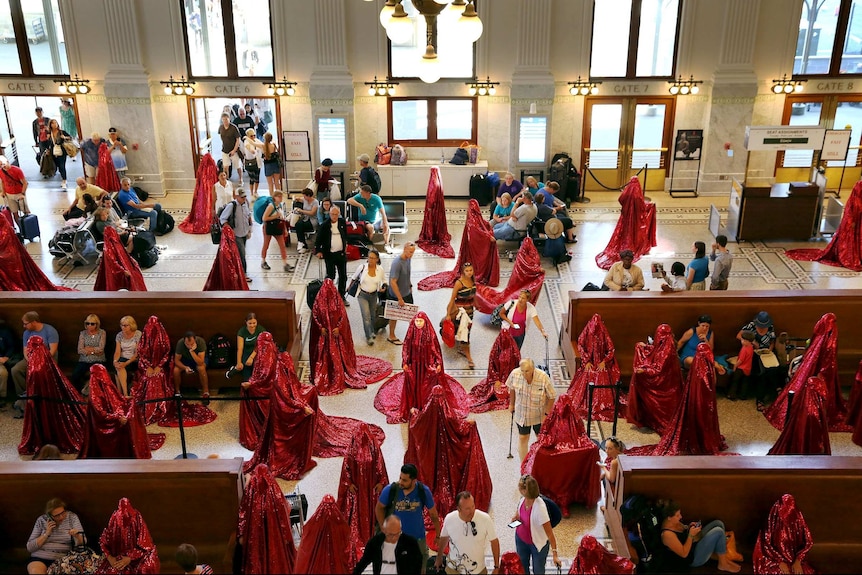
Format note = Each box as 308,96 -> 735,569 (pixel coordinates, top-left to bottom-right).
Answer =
435,491 -> 499,574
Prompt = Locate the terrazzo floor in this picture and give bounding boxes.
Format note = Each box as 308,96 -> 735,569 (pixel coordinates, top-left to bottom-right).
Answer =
2,176 -> 861,572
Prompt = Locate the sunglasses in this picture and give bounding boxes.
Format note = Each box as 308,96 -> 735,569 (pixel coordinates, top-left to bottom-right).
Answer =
464,521 -> 477,537
84,322 -> 97,326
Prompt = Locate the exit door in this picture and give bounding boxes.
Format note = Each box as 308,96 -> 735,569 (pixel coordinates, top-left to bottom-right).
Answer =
187,97 -> 279,171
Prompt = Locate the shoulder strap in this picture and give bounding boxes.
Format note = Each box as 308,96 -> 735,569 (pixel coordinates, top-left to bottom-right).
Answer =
416,481 -> 427,506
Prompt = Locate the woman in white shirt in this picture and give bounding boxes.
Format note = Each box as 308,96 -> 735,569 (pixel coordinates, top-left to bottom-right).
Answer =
512,475 -> 561,574
242,129 -> 264,200
661,261 -> 688,292
498,289 -> 547,349
113,315 -> 142,397
353,248 -> 387,346
212,170 -> 234,217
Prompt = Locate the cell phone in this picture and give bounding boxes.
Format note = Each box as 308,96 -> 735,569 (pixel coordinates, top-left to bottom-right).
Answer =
512,324 -> 520,330
508,520 -> 522,528
45,513 -> 54,522
693,521 -> 702,528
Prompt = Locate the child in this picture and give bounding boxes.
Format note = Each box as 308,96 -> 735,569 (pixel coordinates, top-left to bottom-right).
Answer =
660,261 -> 687,292
727,330 -> 755,402
175,543 -> 213,575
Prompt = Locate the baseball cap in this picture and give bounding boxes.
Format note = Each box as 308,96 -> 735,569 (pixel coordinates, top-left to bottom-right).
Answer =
235,189 -> 247,198
108,127 -> 117,133
357,153 -> 371,164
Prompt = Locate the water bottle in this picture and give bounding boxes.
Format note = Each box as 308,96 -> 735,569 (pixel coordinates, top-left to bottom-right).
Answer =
441,149 -> 445,164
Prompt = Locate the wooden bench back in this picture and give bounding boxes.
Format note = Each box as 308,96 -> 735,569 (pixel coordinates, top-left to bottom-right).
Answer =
0,458 -> 244,574
560,290 -> 862,380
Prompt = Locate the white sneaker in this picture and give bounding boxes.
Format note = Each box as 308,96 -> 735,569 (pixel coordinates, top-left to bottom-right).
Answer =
297,244 -> 308,254
61,180 -> 67,189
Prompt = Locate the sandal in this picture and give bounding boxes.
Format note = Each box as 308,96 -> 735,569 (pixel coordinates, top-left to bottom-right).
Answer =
467,360 -> 475,369
756,400 -> 765,412
387,337 -> 403,345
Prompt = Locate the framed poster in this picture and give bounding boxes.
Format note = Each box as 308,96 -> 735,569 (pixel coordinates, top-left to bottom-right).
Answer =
674,129 -> 703,160
282,130 -> 311,162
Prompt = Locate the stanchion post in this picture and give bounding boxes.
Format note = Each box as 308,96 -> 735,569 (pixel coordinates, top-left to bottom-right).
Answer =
174,393 -> 190,459
786,389 -> 795,421
612,380 -> 621,437
586,381 -> 595,441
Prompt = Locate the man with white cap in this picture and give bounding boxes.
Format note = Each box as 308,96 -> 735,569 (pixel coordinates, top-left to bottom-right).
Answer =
357,153 -> 380,195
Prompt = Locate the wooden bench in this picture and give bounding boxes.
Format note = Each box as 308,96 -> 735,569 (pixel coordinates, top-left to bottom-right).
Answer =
0,291 -> 301,391
559,290 -> 862,382
0,458 -> 244,574
605,455 -> 862,574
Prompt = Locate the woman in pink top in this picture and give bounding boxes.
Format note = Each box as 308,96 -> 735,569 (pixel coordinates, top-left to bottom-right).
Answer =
511,475 -> 560,574
498,289 -> 547,349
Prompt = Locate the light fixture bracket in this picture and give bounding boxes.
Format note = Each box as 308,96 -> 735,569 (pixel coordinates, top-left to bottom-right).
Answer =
568,76 -> 601,96
465,75 -> 499,96
263,77 -> 297,97
54,74 -> 91,95
160,75 -> 196,96
365,75 -> 400,97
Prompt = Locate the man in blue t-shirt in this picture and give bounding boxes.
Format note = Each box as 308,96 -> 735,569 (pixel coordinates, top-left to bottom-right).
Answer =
347,185 -> 390,247
11,311 -> 59,418
118,177 -> 162,231
375,463 -> 440,573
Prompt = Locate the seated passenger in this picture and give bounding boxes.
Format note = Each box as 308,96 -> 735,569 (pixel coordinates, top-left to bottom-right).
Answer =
491,192 -> 514,225
726,330 -> 755,401
70,314 -> 107,392
112,316 -> 141,397
172,331 -> 210,405
347,184 -> 390,246
603,250 -> 645,291
493,191 -> 537,241
661,261 -> 687,292
26,498 -> 86,575
175,544 -> 214,575
656,499 -> 741,573
753,494 -> 816,575
534,191 -> 576,243
677,314 -> 725,374
117,176 -> 162,231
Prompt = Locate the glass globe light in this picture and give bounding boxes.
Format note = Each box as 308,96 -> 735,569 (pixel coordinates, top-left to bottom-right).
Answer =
388,86 -> 396,96
469,86 -> 477,96
669,84 -> 679,95
794,82 -> 804,93
275,86 -> 285,96
185,85 -> 194,95
68,84 -> 78,94
79,84 -> 90,94
569,86 -> 577,96
378,86 -> 387,96
590,85 -> 599,95
386,4 -> 413,44
488,85 -> 496,96
164,85 -> 172,95
58,83 -> 67,93
267,86 -> 275,96
418,48 -> 442,84
773,83 -> 783,94
580,86 -> 589,96
379,0 -> 397,27
783,83 -> 794,94
286,86 -> 295,96
445,0 -> 467,17
458,3 -> 483,43
691,84 -> 699,95
680,85 -> 690,95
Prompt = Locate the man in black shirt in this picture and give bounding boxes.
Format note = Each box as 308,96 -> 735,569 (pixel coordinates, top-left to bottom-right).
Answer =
352,515 -> 422,575
218,113 -> 243,184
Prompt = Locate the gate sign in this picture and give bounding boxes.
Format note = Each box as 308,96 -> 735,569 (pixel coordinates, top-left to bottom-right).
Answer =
282,130 -> 310,162
821,129 -> 852,161
744,126 -> 826,151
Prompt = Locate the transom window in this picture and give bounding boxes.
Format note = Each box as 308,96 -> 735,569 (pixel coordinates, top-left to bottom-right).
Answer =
795,0 -> 862,76
388,97 -> 477,146
180,0 -> 273,79
0,0 -> 68,76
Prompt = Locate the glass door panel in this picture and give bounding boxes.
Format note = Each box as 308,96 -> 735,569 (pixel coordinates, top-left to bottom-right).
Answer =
0,96 -> 18,166
587,103 -> 622,169
782,101 -> 822,168
631,103 -> 666,169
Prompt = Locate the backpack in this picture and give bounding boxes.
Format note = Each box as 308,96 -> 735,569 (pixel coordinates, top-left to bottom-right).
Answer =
206,333 -> 234,369
375,144 -> 392,165
450,148 -> 469,165
540,495 -> 562,528
155,210 -> 174,235
621,494 -> 662,568
384,481 -> 428,518
253,196 -> 274,224
390,144 -> 407,166
217,200 -> 238,229
364,168 -> 382,194
134,246 -> 159,269
490,301 -> 515,328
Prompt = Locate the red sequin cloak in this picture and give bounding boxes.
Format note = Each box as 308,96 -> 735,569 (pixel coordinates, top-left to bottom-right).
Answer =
474,237 -> 545,314
468,328 -> 520,413
202,224 -> 249,291
566,314 -> 625,422
96,498 -> 160,574
94,226 -> 148,291
179,152 -> 218,234
626,324 -> 684,435
595,177 -> 657,270
752,494 -> 816,575
294,494 -> 352,574
237,464 -> 297,574
79,364 -> 151,459
416,166 -> 455,258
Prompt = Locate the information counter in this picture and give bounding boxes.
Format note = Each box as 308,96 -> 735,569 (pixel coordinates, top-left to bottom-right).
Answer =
376,161 -> 488,198
727,179 -> 820,241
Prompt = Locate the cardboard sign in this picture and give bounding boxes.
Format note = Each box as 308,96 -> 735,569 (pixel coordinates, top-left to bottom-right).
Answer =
282,130 -> 310,162
383,300 -> 419,321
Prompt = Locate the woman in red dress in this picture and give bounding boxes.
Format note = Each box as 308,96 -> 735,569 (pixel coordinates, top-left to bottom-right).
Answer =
79,364 -> 151,459
566,314 -> 625,422
237,464 -> 296,574
96,498 -> 160,574
753,494 -> 816,574
94,226 -> 147,291
595,176 -> 657,270
468,328 -> 520,413
626,324 -> 684,435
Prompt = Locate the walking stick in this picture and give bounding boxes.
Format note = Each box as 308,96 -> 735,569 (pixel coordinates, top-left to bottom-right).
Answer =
507,410 -> 515,459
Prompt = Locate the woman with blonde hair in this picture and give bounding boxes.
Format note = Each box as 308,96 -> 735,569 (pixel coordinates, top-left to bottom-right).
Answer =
113,316 -> 141,397
71,314 -> 107,392
261,132 -> 281,193
512,474 -> 561,573
242,128 -> 264,199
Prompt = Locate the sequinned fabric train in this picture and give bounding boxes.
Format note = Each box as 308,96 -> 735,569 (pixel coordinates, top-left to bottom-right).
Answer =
404,384 -> 493,519
310,279 -> 391,395
786,179 -> 862,271
294,494 -> 352,574
202,224 -> 249,291
237,464 -> 296,574
522,393 -> 602,511
595,177 -> 657,270
94,226 -> 147,291
374,312 -> 469,424
18,336 -> 85,455
474,237 -> 545,313
498,551 -> 526,574
626,324 -> 684,435
95,142 -> 120,192
0,215 -> 73,291
132,316 -> 174,426
179,152 -> 218,234
418,198 -> 499,290
566,314 -> 626,422
768,376 -> 831,455
569,535 -> 636,574
79,364 -> 152,459
753,494 -> 816,575
416,166 -> 455,258
96,498 -> 160,574
468,328 -> 520,413
765,313 -> 849,432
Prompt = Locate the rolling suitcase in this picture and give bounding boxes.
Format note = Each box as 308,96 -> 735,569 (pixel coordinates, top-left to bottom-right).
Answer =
20,213 -> 41,241
469,174 -> 492,206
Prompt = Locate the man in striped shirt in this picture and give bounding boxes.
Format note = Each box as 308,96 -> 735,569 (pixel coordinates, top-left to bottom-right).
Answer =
507,358 -> 556,461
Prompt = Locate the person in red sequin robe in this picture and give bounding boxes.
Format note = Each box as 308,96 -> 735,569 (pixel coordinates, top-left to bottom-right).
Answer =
178,153 -> 218,234
468,328 -> 520,413
374,312 -> 468,424
94,226 -> 147,291
753,494 -> 816,575
237,464 -> 296,574
79,364 -> 151,459
404,384 -> 493,519
522,393 -> 601,514
627,324 -> 684,435
18,336 -> 85,455
566,313 -> 625,422
238,331 -> 276,450
132,316 -> 173,426
0,216 -> 72,291
95,142 -> 120,193
595,177 -> 656,270
569,535 -> 636,574
294,494 -> 352,574
337,423 -> 389,570
96,498 -> 160,574
849,360 -> 862,446
202,224 -> 249,291
416,166 -> 455,258
768,376 -> 831,455
498,551 -> 526,574
473,237 -> 545,314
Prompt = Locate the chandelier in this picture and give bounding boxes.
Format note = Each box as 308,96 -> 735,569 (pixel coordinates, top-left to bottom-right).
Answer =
378,0 -> 483,84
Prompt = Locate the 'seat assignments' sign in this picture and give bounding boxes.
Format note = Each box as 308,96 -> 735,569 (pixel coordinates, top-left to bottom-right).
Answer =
282,131 -> 310,162
744,126 -> 826,151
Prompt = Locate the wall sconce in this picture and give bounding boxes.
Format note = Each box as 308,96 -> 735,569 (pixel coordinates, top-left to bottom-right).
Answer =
568,76 -> 601,96
160,75 -> 196,96
264,77 -> 297,96
668,75 -> 703,95
54,74 -> 90,94
466,76 -> 499,96
772,74 -> 806,94
364,75 -> 399,96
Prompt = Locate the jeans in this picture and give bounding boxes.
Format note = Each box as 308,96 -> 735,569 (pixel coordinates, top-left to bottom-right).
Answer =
516,534 -> 550,574
55,153 -> 68,180
357,290 -> 378,339
513,333 -> 525,349
493,222 -> 522,240
127,204 -> 161,231
691,520 -> 727,567
235,235 -> 248,273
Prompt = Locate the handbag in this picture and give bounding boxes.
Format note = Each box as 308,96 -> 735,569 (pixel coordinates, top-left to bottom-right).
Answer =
289,210 -> 301,228
53,144 -> 63,157
378,283 -> 389,304
210,221 -> 222,244
47,533 -> 100,574
346,265 -> 364,298
305,179 -> 318,194
265,218 -> 284,236
440,318 -> 456,348
63,141 -> 79,157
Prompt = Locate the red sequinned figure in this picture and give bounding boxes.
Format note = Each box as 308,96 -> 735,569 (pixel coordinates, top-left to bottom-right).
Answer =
202,224 -> 249,291
849,360 -> 862,446
522,393 -> 602,513
94,226 -> 147,291
786,179 -> 862,271
627,324 -> 684,435
468,328 -> 520,413
629,343 -> 727,456
474,237 -> 545,314
237,464 -> 296,574
179,152 -> 218,234
498,551 -> 526,574
417,166 -> 455,258
0,216 -> 73,291
404,384 -> 493,519
374,312 -> 469,424
294,494 -> 352,574
766,313 -> 849,432
95,142 -> 120,193
132,316 -> 173,426
753,494 -> 816,575
418,198 -> 499,290
338,423 -> 388,570
566,314 -> 625,422
79,364 -> 151,459
569,535 -> 636,574
18,336 -> 85,455
768,376 -> 831,455
96,498 -> 160,574
310,279 -> 391,395
238,331 -> 276,450
595,177 -> 657,270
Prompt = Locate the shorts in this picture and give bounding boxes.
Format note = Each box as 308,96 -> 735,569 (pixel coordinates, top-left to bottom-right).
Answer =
4,193 -> 28,214
180,356 -> 202,371
29,557 -> 55,568
221,152 -> 242,173
517,422 -> 542,436
389,291 -> 413,304
84,163 -> 97,178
